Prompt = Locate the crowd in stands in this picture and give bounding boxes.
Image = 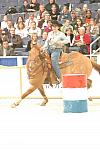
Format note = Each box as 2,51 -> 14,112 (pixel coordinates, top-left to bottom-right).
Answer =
0,0 -> 100,56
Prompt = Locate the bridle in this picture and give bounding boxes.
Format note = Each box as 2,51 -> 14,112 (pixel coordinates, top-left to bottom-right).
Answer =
27,50 -> 48,78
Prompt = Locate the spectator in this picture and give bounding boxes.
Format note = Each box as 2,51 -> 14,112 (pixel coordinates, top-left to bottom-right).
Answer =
26,33 -> 39,52
38,12 -> 51,29
62,3 -> 72,12
38,31 -> 48,46
90,18 -> 99,50
3,19 -> 14,33
30,0 -> 40,11
15,22 -> 28,39
8,27 -> 23,48
49,4 -> 60,20
90,18 -> 99,36
74,26 -> 91,54
70,10 -> 77,27
28,21 -> 42,37
1,15 -> 8,30
95,9 -> 100,36
84,9 -> 92,25
95,9 -> 100,25
45,0 -> 59,13
0,30 -> 9,43
25,13 -> 38,29
60,19 -> 73,34
74,8 -> 81,18
81,4 -> 88,17
59,5 -> 71,23
14,16 -> 25,29
19,0 -> 30,13
0,39 -> 15,56
44,20 -> 52,33
85,24 -> 91,35
35,4 -> 45,20
65,27 -> 75,47
73,18 -> 84,34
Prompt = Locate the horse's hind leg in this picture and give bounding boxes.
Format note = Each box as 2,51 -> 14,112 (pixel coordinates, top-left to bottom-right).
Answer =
87,79 -> 92,89
38,85 -> 48,106
87,79 -> 93,101
11,85 -> 37,108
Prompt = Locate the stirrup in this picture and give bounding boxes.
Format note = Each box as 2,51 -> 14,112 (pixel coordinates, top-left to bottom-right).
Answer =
56,78 -> 61,85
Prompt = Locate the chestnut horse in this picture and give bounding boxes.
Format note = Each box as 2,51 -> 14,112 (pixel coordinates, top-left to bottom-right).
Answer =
11,45 -> 100,108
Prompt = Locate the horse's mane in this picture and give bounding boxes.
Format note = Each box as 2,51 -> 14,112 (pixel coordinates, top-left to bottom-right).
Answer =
29,44 -> 42,60
31,44 -> 41,52
26,44 -> 45,78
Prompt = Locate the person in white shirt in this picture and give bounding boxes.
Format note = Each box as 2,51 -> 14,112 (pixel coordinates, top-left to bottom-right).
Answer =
25,13 -> 38,29
15,22 -> 28,39
28,21 -> 41,37
14,16 -> 25,29
65,27 -> 75,46
1,15 -> 8,30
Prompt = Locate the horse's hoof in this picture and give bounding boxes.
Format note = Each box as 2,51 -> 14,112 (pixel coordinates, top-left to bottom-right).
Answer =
11,102 -> 19,108
11,103 -> 17,108
88,97 -> 93,101
40,101 -> 47,106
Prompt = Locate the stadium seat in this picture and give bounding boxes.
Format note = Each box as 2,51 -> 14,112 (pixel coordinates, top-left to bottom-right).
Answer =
14,47 -> 26,56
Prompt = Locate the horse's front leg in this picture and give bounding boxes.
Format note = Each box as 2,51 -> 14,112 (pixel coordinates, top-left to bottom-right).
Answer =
38,85 -> 48,106
11,85 -> 36,108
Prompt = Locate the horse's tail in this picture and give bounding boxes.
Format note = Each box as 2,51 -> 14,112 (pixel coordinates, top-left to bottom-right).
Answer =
91,60 -> 100,74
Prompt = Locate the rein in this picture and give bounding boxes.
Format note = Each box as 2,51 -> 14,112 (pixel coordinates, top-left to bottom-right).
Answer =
27,51 -> 48,79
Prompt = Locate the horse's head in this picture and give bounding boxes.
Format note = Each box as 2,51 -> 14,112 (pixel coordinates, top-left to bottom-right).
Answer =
30,44 -> 41,58
26,44 -> 49,80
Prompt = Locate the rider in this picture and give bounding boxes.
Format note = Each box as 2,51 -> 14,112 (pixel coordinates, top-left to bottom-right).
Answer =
42,20 -> 68,84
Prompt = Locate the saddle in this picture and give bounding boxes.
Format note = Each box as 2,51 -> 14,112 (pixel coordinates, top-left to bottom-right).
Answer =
44,52 -> 70,69
44,52 -> 72,86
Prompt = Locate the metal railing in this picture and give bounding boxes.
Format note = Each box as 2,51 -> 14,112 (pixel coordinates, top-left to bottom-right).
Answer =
90,36 -> 100,59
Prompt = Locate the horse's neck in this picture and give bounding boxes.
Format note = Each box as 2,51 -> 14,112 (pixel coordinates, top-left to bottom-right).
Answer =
29,45 -> 41,60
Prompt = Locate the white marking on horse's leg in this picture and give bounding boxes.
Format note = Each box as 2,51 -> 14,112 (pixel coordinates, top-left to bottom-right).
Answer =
38,85 -> 48,106
11,86 -> 37,108
88,97 -> 93,101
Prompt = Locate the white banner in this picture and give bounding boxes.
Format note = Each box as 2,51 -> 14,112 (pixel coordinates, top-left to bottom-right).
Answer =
0,66 -> 100,99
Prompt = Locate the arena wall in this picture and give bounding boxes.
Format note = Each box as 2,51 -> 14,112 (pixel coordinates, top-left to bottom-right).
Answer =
0,66 -> 62,99
0,65 -> 100,99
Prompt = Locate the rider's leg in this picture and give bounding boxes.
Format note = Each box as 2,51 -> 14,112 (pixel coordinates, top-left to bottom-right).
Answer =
51,48 -> 62,83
